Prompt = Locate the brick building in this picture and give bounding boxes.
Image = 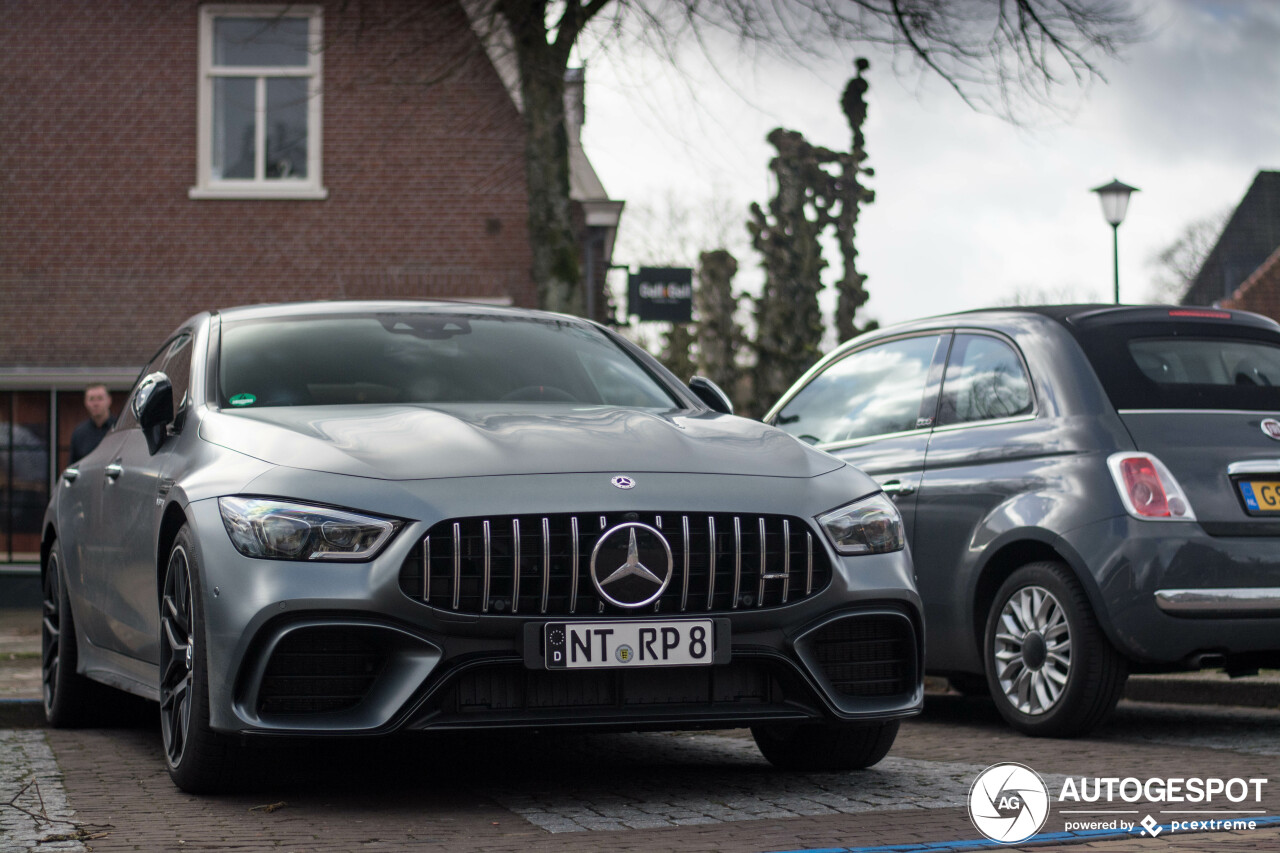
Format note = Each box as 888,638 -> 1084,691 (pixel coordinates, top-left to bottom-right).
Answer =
1181,170 -> 1280,310
1219,246 -> 1280,319
0,0 -> 622,562
1190,171 -> 1280,324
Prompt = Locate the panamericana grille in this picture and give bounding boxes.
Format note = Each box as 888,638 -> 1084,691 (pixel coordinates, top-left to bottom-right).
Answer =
257,627 -> 387,716
809,614 -> 915,698
398,512 -> 832,616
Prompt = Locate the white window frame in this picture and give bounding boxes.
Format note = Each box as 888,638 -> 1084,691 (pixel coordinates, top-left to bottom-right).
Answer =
190,4 -> 327,200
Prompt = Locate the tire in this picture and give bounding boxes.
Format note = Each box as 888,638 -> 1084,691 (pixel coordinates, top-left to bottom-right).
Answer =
983,561 -> 1127,738
751,720 -> 899,771
160,527 -> 239,793
42,541 -> 109,727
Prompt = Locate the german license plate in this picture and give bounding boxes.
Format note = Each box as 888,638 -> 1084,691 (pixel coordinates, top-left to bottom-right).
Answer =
544,620 -> 714,670
1238,480 -> 1280,512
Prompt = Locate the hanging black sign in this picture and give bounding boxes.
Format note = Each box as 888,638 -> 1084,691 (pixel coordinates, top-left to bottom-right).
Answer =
628,267 -> 693,323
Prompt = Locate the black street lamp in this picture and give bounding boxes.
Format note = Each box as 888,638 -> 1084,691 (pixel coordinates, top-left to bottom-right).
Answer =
1091,179 -> 1139,304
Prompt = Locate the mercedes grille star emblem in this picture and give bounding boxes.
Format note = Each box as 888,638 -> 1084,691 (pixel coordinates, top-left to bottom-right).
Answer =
611,475 -> 636,489
601,530 -> 664,586
589,523 -> 673,608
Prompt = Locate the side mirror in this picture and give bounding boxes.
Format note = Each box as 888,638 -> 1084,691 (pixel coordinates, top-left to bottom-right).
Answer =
688,376 -> 734,415
133,372 -> 174,454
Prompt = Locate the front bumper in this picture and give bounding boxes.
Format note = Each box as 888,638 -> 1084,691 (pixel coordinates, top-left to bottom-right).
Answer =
185,475 -> 924,736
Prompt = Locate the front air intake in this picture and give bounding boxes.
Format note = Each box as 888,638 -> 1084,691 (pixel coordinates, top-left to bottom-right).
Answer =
257,626 -> 387,715
807,613 -> 916,698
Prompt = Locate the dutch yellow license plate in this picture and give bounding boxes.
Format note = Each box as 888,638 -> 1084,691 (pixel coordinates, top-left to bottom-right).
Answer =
1239,480 -> 1280,512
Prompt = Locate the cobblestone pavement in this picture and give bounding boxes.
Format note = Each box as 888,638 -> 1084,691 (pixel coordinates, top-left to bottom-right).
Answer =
1104,702 -> 1280,756
488,738 -> 1071,834
4,599 -> 1279,853
2,695 -> 1276,853
0,730 -> 84,852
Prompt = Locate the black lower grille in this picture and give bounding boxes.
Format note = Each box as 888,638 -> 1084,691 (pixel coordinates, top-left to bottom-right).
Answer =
809,614 -> 915,698
440,660 -> 780,715
399,511 -> 832,616
257,627 -> 387,715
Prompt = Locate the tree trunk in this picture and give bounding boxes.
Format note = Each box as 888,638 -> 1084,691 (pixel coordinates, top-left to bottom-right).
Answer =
695,249 -> 745,406
510,24 -> 582,315
834,61 -> 874,342
749,129 -> 829,415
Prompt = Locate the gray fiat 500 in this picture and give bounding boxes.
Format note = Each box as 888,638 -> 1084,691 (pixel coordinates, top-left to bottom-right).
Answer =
42,300 -> 922,792
766,305 -> 1280,737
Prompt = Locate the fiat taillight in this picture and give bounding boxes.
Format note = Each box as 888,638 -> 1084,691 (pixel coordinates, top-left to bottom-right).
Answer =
1106,453 -> 1196,521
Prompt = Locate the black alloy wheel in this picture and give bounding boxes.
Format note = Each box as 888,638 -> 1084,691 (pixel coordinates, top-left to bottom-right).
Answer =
159,540 -> 196,769
42,541 -> 98,726
160,526 -> 236,792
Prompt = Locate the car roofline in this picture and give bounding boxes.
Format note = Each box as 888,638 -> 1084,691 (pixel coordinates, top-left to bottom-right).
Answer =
208,299 -> 589,325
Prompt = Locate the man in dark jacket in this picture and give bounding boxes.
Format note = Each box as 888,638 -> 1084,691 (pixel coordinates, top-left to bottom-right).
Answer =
70,384 -> 115,463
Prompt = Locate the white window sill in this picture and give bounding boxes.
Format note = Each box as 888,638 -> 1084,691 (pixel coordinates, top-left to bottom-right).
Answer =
188,185 -> 329,200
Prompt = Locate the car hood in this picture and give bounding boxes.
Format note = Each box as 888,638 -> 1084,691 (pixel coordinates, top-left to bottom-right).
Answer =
199,404 -> 843,481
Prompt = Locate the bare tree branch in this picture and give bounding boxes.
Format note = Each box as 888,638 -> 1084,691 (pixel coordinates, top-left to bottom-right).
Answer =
1146,208 -> 1232,303
464,0 -> 1144,315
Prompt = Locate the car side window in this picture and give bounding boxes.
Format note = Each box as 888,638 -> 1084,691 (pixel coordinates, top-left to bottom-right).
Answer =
160,334 -> 194,412
937,334 -> 1033,426
773,335 -> 945,445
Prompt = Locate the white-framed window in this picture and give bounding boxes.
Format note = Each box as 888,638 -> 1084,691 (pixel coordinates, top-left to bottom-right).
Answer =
190,5 -> 327,200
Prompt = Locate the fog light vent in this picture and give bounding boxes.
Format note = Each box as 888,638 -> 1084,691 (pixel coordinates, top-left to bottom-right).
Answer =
809,614 -> 914,697
258,626 -> 387,715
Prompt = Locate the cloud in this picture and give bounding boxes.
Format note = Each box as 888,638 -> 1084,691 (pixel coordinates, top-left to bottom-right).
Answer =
1083,1 -> 1280,164
583,0 -> 1279,336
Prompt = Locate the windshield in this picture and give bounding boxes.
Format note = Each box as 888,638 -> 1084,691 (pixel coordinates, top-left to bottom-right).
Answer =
218,312 -> 680,409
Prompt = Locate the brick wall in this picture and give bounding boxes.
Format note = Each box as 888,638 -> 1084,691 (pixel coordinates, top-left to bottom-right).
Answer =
1221,245 -> 1280,323
0,0 -> 535,368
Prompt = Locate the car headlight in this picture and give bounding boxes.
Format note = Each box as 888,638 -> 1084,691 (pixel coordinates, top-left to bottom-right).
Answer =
218,497 -> 400,561
817,493 -> 905,556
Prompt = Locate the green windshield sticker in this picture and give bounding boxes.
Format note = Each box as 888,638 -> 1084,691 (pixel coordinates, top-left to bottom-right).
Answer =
229,393 -> 256,407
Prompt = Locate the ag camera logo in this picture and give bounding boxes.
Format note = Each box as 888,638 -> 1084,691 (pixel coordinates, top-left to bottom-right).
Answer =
969,763 -> 1050,843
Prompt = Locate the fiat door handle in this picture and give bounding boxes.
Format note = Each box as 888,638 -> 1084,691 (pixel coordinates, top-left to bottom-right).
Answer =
881,479 -> 916,497
104,463 -> 123,481
62,468 -> 80,484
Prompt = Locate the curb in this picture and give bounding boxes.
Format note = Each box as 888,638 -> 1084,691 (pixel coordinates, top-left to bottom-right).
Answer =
932,673 -> 1280,712
0,699 -> 45,728
1125,673 -> 1280,710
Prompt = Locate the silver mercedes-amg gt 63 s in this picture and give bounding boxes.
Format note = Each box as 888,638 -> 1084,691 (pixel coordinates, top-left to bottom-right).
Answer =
42,301 -> 922,792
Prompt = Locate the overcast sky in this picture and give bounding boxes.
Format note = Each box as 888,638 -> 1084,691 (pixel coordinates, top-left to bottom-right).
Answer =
578,0 -> 1280,333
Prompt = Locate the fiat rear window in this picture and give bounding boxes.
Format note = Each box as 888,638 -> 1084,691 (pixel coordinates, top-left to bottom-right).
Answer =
1078,323 -> 1280,410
